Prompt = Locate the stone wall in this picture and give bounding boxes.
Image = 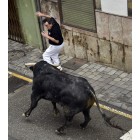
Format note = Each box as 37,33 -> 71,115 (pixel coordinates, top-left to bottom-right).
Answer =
95,11 -> 132,72
40,0 -> 132,72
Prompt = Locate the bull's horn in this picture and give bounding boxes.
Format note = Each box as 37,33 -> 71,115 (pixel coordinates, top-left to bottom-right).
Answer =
25,63 -> 36,67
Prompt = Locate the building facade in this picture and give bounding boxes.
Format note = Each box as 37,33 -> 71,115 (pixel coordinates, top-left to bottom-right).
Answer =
40,0 -> 132,72
8,0 -> 132,72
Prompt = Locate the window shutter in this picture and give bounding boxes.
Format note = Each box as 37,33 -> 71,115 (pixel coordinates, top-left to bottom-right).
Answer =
61,0 -> 96,31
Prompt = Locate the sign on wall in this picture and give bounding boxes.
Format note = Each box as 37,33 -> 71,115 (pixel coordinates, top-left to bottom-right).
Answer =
101,0 -> 128,16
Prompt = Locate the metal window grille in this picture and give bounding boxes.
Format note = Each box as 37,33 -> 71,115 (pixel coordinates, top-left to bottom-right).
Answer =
8,0 -> 25,43
59,0 -> 96,32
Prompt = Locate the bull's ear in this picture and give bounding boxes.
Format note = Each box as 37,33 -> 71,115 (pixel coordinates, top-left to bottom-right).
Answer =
29,66 -> 34,71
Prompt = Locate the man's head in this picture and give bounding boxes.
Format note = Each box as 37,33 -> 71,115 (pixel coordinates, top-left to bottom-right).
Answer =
42,17 -> 56,30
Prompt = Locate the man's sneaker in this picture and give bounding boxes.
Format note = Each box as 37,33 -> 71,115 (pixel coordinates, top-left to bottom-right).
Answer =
57,65 -> 63,71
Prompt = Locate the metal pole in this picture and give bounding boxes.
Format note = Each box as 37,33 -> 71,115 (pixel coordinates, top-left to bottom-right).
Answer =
35,0 -> 47,51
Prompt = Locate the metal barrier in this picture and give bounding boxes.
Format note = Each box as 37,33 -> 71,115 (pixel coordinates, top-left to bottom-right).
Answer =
8,0 -> 24,43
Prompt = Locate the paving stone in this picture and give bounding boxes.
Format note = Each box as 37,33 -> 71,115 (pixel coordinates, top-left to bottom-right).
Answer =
128,99 -> 132,104
114,87 -> 124,93
111,74 -> 118,79
108,69 -> 117,75
97,82 -> 106,87
121,89 -> 130,94
78,71 -> 85,76
98,78 -> 105,82
87,64 -> 96,69
80,64 -> 89,69
126,86 -> 132,91
62,56 -> 69,60
118,84 -> 128,89
127,73 -> 132,78
126,92 -> 132,98
108,86 -> 118,91
104,78 -> 114,83
18,63 -> 25,67
13,60 -> 22,65
67,56 -> 73,60
94,64 -> 102,69
102,75 -> 110,79
88,79 -> 94,84
127,107 -> 132,112
30,56 -> 37,60
86,75 -> 93,79
82,68 -> 90,72
92,75 -> 102,80
11,42 -> 21,47
26,72 -> 33,78
116,81 -> 125,86
97,67 -> 106,72
8,64 -> 17,71
102,84 -> 112,90
92,71 -> 100,76
119,73 -> 128,78
101,94 -> 110,102
96,94 -> 104,99
94,86 -> 101,91
61,60 -> 68,64
84,72 -> 92,76
91,69 -> 97,73
89,74 -> 96,79
114,78 -> 121,81
103,67 -> 113,72
108,100 -> 122,108
109,81 -> 116,85
124,80 -> 132,86
114,70 -> 124,75
74,68 -> 83,73
121,103 -> 128,110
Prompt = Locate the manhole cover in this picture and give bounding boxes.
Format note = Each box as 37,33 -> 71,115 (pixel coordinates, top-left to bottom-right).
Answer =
8,76 -> 29,93
62,58 -> 87,70
8,50 -> 25,61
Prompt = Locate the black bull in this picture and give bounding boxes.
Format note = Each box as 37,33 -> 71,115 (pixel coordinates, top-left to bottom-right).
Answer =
23,61 -> 125,134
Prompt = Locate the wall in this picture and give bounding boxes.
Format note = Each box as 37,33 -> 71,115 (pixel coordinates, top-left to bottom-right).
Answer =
16,0 -> 42,49
40,0 -> 132,73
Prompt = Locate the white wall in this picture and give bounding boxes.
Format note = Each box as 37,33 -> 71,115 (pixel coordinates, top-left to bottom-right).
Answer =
101,0 -> 128,16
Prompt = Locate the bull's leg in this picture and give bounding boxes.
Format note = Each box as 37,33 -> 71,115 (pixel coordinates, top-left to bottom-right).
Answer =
55,107 -> 74,134
22,94 -> 40,117
55,115 -> 74,134
51,101 -> 60,116
80,108 -> 91,129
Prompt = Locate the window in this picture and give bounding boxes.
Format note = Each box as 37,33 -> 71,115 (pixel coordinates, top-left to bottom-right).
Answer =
59,0 -> 96,32
128,0 -> 132,17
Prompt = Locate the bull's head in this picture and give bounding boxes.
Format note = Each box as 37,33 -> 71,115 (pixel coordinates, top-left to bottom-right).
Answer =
29,66 -> 34,71
28,61 -> 60,77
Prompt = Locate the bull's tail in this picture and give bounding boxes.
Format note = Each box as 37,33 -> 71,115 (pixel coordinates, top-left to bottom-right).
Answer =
90,89 -> 127,133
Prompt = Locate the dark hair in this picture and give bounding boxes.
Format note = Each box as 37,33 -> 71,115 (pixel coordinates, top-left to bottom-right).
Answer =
47,17 -> 56,25
42,17 -> 57,26
42,18 -> 49,24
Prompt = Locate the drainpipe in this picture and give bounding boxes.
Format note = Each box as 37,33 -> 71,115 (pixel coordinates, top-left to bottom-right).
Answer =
35,0 -> 47,51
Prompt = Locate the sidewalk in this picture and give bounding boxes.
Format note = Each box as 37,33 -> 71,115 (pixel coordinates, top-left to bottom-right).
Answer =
8,39 -> 132,113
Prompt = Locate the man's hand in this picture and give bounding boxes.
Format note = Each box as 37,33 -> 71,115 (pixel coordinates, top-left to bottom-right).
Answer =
35,11 -> 51,18
35,11 -> 44,17
41,31 -> 49,38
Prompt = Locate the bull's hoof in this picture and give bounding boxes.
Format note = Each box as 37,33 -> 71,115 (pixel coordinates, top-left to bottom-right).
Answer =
80,123 -> 87,129
53,109 -> 60,117
22,113 -> 29,117
55,128 -> 65,135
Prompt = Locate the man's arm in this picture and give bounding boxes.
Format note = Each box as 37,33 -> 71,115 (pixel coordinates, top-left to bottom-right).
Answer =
41,31 -> 59,44
36,11 -> 51,18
